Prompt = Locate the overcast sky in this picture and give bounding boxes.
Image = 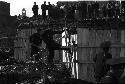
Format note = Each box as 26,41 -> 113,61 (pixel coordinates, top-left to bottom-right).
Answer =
1,0 -> 77,17
1,0 -> 121,17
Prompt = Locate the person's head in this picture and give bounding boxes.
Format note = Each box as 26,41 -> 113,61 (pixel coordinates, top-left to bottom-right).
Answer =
100,41 -> 111,53
48,2 -> 50,5
44,1 -> 46,4
34,2 -> 36,5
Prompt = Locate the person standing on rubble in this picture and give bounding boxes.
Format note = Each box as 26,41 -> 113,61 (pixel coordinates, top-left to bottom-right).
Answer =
93,41 -> 112,83
32,2 -> 39,18
41,1 -> 47,19
47,2 -> 53,18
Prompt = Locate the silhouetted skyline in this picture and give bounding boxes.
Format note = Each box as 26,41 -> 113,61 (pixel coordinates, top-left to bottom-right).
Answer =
1,0 -> 122,17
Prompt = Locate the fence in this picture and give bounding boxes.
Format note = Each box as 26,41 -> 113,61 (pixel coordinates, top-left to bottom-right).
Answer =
14,28 -> 37,61
77,28 -> 125,82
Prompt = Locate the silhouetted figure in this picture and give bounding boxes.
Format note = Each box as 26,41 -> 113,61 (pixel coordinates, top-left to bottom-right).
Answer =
107,2 -> 111,17
65,4 -> 76,21
32,2 -> 39,18
41,1 -> 47,19
102,4 -> 107,18
30,28 -> 71,63
91,2 -> 95,18
121,1 -> 125,17
112,2 -> 116,17
47,2 -> 53,17
88,2 -> 93,18
115,1 -> 120,17
93,41 -> 112,83
30,29 -> 43,58
94,1 -> 99,18
66,5 -> 73,20
81,2 -> 87,19
77,2 -> 83,20
47,4 -> 64,20
121,1 -> 125,9
107,1 -> 114,18
101,57 -> 125,83
40,28 -> 71,63
71,3 -> 76,21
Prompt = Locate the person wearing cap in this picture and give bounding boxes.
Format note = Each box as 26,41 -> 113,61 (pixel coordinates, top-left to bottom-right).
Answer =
93,41 -> 112,83
100,57 -> 125,83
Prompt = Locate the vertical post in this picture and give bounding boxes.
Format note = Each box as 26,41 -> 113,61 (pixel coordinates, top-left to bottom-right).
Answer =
77,28 -> 89,80
73,41 -> 77,79
120,30 -> 125,57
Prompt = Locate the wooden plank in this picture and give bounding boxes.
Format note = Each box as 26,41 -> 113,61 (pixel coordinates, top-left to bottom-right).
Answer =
14,28 -> 37,61
88,30 -> 96,47
78,64 -> 95,82
111,30 -> 117,58
89,30 -> 97,61
77,28 -> 95,82
77,28 -> 81,47
95,30 -> 102,47
77,28 -> 89,47
77,28 -> 124,82
120,30 -> 125,57
77,47 -> 89,61
110,30 -> 121,58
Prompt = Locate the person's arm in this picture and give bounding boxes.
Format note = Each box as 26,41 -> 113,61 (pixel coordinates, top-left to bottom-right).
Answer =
53,30 -> 65,34
32,5 -> 34,11
37,5 -> 39,9
45,29 -> 64,35
41,4 -> 43,9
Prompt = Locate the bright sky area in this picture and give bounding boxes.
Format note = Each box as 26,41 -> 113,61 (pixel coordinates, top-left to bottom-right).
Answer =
1,0 -> 122,17
1,0 -> 77,17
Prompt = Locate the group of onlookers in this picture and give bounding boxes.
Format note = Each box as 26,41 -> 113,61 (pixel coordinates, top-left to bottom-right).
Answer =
32,1 -> 124,20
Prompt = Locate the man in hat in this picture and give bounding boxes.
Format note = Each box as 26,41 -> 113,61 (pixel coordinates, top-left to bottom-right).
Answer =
101,57 -> 125,83
93,41 -> 112,83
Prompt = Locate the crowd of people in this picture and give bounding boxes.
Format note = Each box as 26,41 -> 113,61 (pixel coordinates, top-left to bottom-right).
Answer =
32,1 -> 124,20
16,1 -> 125,30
